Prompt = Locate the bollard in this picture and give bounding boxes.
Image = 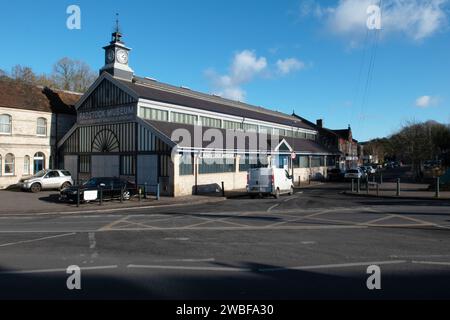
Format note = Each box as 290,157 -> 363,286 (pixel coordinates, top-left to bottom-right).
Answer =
366,178 -> 370,195
120,186 -> 124,203
138,186 -> 142,202
351,179 -> 355,193
436,177 -> 440,198
376,183 -> 380,197
144,183 -> 147,199
156,183 -> 160,201
380,173 -> 383,185
298,176 -> 301,187
396,178 -> 401,197
76,186 -> 80,208
357,178 -> 361,194
221,181 -> 225,197
99,186 -> 103,206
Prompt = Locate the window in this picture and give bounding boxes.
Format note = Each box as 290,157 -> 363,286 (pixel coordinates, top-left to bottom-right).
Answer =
199,157 -> 235,174
34,152 -> 45,174
307,133 -> 317,141
243,123 -> 258,132
4,154 -> 14,176
200,116 -> 221,129
223,120 -> 242,131
0,155 -> 2,176
297,156 -> 310,168
172,112 -> 198,125
46,171 -> 60,178
259,126 -> 272,134
311,156 -> 324,168
0,114 -> 11,134
179,153 -> 194,176
23,156 -> 30,175
239,154 -> 263,172
295,131 -> 307,139
120,155 -> 135,175
79,155 -> 90,173
37,118 -> 47,136
140,107 -> 168,122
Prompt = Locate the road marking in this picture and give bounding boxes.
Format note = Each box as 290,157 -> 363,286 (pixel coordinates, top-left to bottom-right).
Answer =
128,264 -> 250,272
259,260 -> 408,272
0,265 -> 118,275
98,215 -> 131,231
127,260 -> 407,273
163,237 -> 190,241
412,261 -> 450,267
0,233 -> 76,248
267,204 -> 280,212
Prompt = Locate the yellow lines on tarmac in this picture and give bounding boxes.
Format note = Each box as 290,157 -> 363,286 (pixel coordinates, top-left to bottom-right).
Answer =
0,233 -> 77,248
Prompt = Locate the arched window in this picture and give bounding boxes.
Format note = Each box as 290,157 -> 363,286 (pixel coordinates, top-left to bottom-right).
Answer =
37,118 -> 47,136
24,155 -> 31,175
0,114 -> 12,134
5,154 -> 15,176
34,152 -> 45,174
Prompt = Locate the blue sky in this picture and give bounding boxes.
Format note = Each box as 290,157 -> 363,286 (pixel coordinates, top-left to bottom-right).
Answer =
1,0 -> 449,141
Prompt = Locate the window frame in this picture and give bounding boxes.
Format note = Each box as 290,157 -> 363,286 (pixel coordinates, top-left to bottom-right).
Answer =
4,153 -> 15,176
36,117 -> 47,136
0,114 -> 12,135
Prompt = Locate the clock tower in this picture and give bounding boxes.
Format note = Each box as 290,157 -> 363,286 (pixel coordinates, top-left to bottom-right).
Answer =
100,18 -> 134,81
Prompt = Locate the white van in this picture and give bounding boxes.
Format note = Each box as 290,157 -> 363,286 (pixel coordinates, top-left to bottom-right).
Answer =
247,167 -> 294,199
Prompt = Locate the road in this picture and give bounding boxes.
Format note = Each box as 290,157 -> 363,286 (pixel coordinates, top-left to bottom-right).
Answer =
0,183 -> 449,299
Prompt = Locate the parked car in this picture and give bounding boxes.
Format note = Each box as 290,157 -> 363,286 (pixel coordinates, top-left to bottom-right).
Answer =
362,166 -> 376,175
19,169 -> 73,193
60,177 -> 137,203
247,167 -> 294,199
345,168 -> 365,180
327,168 -> 345,181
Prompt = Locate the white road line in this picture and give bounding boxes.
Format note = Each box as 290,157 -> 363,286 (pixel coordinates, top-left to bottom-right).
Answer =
0,265 -> 118,275
127,260 -> 408,273
128,264 -> 250,272
0,233 -> 76,248
412,261 -> 450,266
267,204 -> 280,212
260,260 -> 408,272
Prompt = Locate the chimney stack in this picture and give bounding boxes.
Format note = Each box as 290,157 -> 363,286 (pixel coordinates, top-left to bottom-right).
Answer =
316,119 -> 323,128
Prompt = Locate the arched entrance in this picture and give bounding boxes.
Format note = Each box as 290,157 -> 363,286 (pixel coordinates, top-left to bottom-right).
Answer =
34,152 -> 45,174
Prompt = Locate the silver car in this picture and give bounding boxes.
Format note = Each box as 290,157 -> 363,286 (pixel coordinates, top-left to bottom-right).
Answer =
20,169 -> 74,193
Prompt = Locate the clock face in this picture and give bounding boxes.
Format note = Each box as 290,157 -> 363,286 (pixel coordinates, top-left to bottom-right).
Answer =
117,49 -> 128,64
107,49 -> 115,63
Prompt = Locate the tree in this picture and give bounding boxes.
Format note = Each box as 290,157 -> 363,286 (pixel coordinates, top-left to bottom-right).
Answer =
52,57 -> 96,93
10,65 -> 36,83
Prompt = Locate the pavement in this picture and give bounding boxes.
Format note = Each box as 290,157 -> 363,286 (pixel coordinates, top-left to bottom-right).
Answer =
0,182 -> 449,299
0,189 -> 226,215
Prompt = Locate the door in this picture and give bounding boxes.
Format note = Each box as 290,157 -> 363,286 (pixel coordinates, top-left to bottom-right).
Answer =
91,156 -> 120,177
64,156 -> 78,181
137,155 -> 158,188
44,170 -> 62,189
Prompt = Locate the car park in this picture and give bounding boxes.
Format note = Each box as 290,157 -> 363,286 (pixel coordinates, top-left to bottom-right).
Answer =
247,167 -> 294,199
60,177 -> 137,203
19,169 -> 73,193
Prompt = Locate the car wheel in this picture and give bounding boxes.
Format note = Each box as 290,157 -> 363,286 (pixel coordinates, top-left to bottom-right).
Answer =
274,188 -> 281,199
122,190 -> 131,201
30,183 -> 42,193
60,182 -> 71,190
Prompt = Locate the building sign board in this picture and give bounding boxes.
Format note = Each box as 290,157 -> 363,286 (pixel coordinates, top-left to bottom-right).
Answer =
78,105 -> 136,125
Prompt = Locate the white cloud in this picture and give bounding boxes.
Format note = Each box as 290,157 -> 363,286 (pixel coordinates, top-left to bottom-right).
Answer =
301,0 -> 449,42
205,50 -> 267,101
415,95 -> 439,108
276,58 -> 306,75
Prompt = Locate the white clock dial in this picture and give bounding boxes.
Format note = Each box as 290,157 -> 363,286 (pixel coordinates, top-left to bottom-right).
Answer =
107,49 -> 115,63
117,49 -> 128,64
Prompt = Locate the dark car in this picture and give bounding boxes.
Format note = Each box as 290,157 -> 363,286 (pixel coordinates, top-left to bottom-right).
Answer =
60,177 -> 137,202
327,168 -> 345,181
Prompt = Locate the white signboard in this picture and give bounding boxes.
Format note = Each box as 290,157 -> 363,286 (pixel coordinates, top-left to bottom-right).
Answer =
83,190 -> 98,201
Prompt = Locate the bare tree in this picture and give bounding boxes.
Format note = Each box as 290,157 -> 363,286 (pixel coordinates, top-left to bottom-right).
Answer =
10,65 -> 36,83
52,57 -> 96,92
